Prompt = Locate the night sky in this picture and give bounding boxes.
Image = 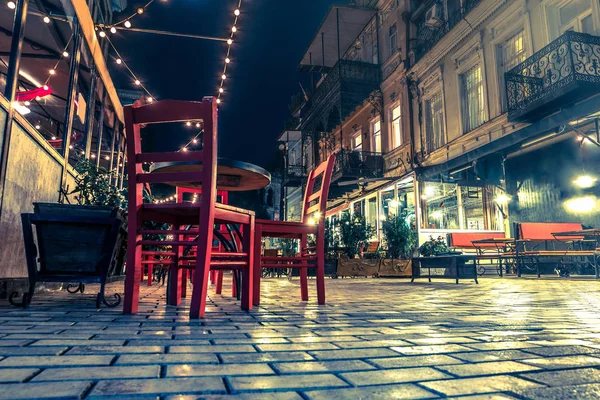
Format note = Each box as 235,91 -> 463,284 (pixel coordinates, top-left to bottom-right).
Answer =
111,0 -> 336,169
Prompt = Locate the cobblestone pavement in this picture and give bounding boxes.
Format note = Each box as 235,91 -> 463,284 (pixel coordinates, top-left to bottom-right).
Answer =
1,277 -> 600,399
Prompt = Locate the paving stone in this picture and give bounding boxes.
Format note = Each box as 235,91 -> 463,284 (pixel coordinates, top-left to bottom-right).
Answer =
521,355 -> 600,369
0,381 -> 91,399
0,355 -> 114,367
309,348 -> 400,360
257,343 -> 339,352
421,375 -> 543,396
520,367 -> 600,387
169,345 -> 256,353
464,341 -> 540,351
228,373 -> 348,392
437,360 -> 541,376
167,363 -> 275,377
369,354 -> 464,368
116,353 -> 219,365
304,384 -> 438,400
451,350 -> 535,362
333,340 -> 412,348
33,365 -> 160,381
273,359 -> 375,374
221,352 -> 314,363
446,395 -> 517,399
390,344 -> 475,355
288,336 -> 359,343
29,339 -> 125,346
0,347 -> 68,356
0,368 -> 39,383
174,393 -> 303,400
522,345 -> 600,357
341,366 -> 449,386
517,383 -> 600,400
90,377 -> 226,397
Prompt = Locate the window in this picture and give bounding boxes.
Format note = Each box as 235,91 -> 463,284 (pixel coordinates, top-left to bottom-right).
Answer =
351,132 -> 362,151
559,0 -> 594,33
372,119 -> 381,153
460,64 -> 485,133
388,24 -> 397,58
390,105 -> 402,149
499,30 -> 526,113
424,92 -> 445,152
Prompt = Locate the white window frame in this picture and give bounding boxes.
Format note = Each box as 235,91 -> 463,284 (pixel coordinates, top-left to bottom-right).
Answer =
388,23 -> 397,58
460,64 -> 486,133
389,103 -> 402,150
453,34 -> 489,135
351,130 -> 363,151
371,117 -> 382,153
487,1 -> 533,117
424,91 -> 446,153
542,0 -> 600,42
419,66 -> 447,154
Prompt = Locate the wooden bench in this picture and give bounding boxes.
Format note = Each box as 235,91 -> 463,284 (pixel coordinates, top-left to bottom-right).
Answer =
515,222 -> 598,277
361,241 -> 380,258
448,232 -> 507,276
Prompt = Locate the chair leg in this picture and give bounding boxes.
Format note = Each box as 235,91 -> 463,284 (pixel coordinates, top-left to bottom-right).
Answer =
215,271 -> 223,294
123,225 -> 141,314
140,257 -> 146,283
181,269 -> 187,298
241,216 -> 254,311
300,234 -> 308,301
147,264 -> 153,286
316,236 -> 326,306
210,270 -> 216,284
189,226 -> 214,319
231,272 -> 237,297
253,224 -> 262,306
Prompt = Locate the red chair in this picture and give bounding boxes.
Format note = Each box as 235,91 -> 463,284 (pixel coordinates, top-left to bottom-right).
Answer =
123,98 -> 254,319
252,154 -> 336,306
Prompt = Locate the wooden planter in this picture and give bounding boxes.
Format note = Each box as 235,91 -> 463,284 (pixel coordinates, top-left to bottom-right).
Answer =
336,258 -> 381,278
378,259 -> 412,277
11,203 -> 126,308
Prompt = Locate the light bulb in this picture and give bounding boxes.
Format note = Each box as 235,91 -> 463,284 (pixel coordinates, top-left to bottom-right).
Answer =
192,138 -> 198,143
221,74 -> 226,80
43,16 -> 50,23
34,122 -> 39,128
225,57 -> 231,64
69,145 -> 73,149
182,147 -> 188,152
227,39 -> 233,45
105,155 -> 110,160
116,58 -> 122,64
98,31 -> 106,38
231,26 -> 237,33
7,1 -> 16,9
51,136 -> 56,140
234,9 -> 240,16
216,99 -> 221,104
91,154 -> 96,159
574,175 -> 597,189
147,97 -> 153,102
136,7 -> 144,14
25,101 -> 31,106
186,121 -> 192,127
81,151 -> 85,155
219,88 -> 224,93
110,26 -> 117,34
194,123 -> 200,128
124,21 -> 131,28
134,79 -> 141,85
43,85 -> 49,90
62,51 -> 69,57
49,69 -> 55,75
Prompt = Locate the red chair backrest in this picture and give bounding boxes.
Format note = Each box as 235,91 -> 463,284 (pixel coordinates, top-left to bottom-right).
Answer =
301,154 -> 336,224
519,222 -> 584,241
449,232 -> 505,248
124,98 -> 218,221
176,187 -> 229,205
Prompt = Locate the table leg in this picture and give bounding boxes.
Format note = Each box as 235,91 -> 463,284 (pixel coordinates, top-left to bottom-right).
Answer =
241,216 -> 254,311
455,259 -> 459,284
428,264 -> 431,283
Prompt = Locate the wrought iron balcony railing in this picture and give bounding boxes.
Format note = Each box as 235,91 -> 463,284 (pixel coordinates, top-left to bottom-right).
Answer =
301,59 -> 381,131
414,0 -> 481,62
333,149 -> 384,180
282,165 -> 306,187
505,31 -> 600,122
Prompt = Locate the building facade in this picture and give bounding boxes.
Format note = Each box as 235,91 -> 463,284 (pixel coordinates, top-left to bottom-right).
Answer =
280,0 -> 600,246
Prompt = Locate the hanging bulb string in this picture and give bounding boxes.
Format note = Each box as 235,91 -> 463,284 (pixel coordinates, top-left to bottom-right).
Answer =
112,0 -> 155,28
104,34 -> 156,101
178,129 -> 204,152
218,0 -> 242,103
44,37 -> 73,85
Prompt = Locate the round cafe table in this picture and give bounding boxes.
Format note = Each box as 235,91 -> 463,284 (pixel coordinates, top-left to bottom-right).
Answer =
150,157 -> 271,192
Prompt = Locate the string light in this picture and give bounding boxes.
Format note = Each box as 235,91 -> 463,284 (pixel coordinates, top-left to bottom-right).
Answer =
219,88 -> 224,93
231,26 -> 237,33
227,39 -> 233,45
136,7 -> 144,14
186,122 -> 192,127
134,79 -> 141,85
195,122 -> 200,128
221,74 -> 227,80
234,9 -> 240,16
116,58 -> 122,64
98,30 -> 106,38
49,69 -> 55,75
110,26 -> 117,34
43,16 -> 50,23
217,0 -> 242,104
225,57 -> 231,64
34,123 -> 40,129
147,97 -> 153,102
62,51 -> 69,57
124,21 -> 132,28
7,1 -> 15,9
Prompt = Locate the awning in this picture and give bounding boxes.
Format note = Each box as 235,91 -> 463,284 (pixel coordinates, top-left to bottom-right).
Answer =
299,6 -> 376,72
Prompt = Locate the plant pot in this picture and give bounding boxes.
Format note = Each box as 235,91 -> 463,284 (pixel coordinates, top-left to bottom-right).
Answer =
289,260 -> 338,278
378,259 -> 412,277
11,203 -> 125,309
336,258 -> 381,278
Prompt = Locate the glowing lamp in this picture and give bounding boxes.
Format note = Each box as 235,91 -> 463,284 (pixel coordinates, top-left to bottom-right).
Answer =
234,9 -> 240,16
225,57 -> 231,64
7,1 -> 16,9
124,21 -> 132,28
98,31 -> 106,38
43,16 -> 50,23
110,27 -> 117,34
307,218 -> 316,226
116,58 -> 122,64
573,175 -> 597,189
495,194 -> 511,204
227,39 -> 233,45
62,51 -> 69,57
195,122 -> 201,128
431,211 -> 443,219
134,79 -> 141,85
219,88 -> 224,93
564,196 -> 597,214
231,26 -> 237,33
221,74 -> 227,80
136,7 -> 144,14
186,122 -> 192,127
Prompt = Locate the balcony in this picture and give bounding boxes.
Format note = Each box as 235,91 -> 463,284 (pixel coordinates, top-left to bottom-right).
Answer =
300,60 -> 381,132
506,31 -> 600,123
329,150 -> 384,199
282,165 -> 306,187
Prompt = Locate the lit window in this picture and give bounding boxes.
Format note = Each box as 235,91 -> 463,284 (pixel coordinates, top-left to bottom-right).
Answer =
390,105 -> 402,149
351,132 -> 362,151
460,64 -> 485,133
499,30 -> 526,113
372,120 -> 381,153
425,92 -> 445,153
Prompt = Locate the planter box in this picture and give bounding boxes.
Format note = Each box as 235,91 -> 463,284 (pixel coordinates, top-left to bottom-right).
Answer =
336,258 -> 381,278
378,259 -> 412,277
12,203 -> 126,308
289,260 -> 338,278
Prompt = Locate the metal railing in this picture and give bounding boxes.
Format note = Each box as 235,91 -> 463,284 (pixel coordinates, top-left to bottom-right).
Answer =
283,165 -> 306,185
505,31 -> 600,120
414,0 -> 481,62
333,150 -> 384,179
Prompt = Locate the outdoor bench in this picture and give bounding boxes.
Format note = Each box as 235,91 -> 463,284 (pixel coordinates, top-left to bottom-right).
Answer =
448,232 -> 507,276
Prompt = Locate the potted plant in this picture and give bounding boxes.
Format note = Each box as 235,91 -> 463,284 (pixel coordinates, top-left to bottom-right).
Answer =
11,159 -> 127,308
336,211 -> 380,277
415,236 -> 464,278
379,214 -> 417,277
418,236 -> 451,257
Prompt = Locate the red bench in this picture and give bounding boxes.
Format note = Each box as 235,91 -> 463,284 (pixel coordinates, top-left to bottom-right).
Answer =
448,232 -> 507,276
515,222 -> 597,277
